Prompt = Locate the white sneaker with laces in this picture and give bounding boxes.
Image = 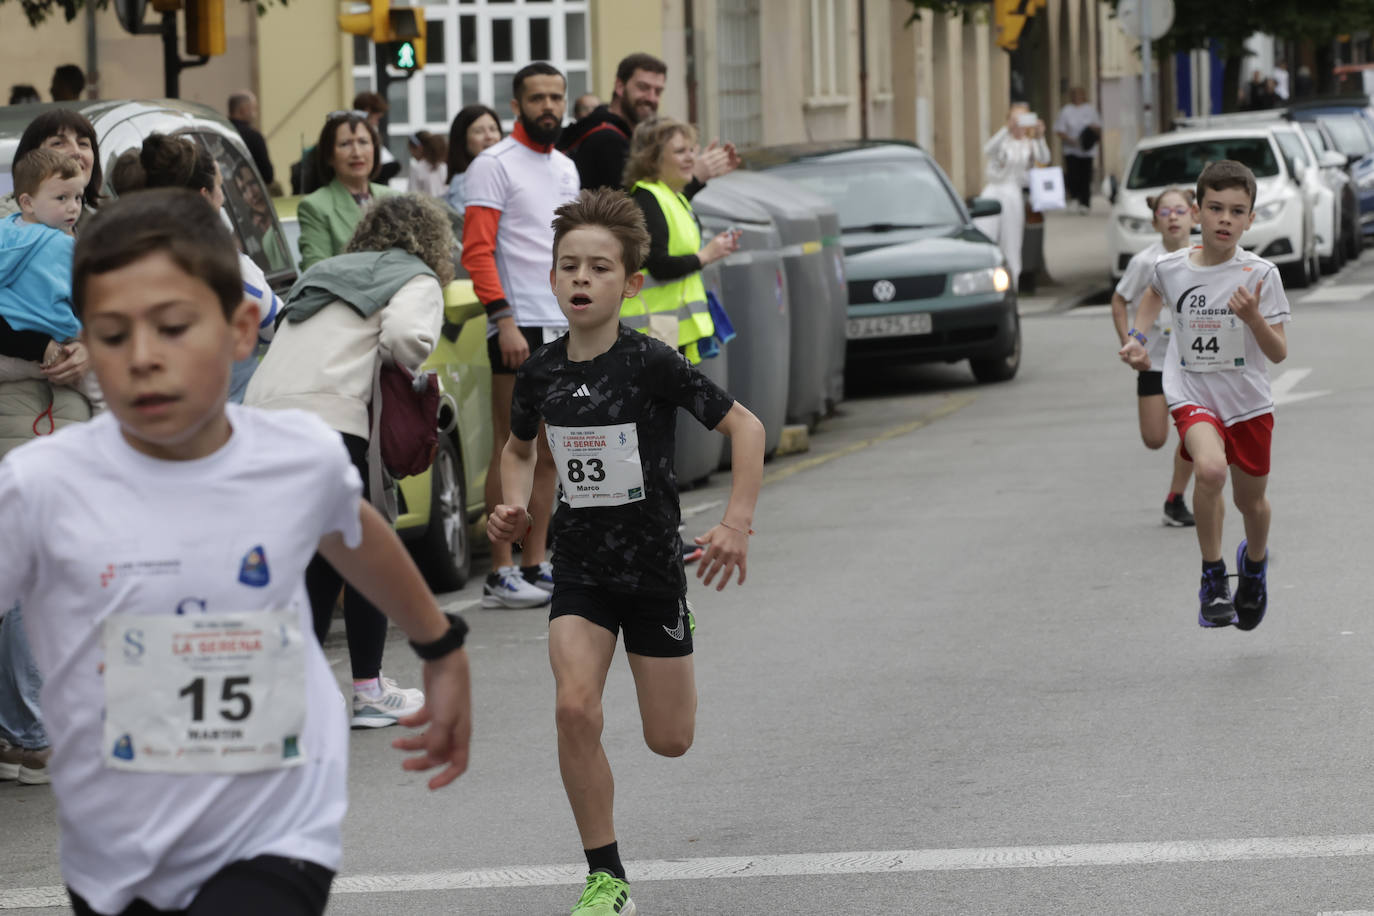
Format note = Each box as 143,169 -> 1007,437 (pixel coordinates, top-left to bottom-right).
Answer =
351,675 -> 425,728
523,561 -> 555,593
483,565 -> 552,608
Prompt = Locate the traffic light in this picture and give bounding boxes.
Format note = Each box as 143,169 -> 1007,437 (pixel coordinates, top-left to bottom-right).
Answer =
338,0 -> 390,43
340,0 -> 425,70
385,11 -> 425,71
185,0 -> 226,57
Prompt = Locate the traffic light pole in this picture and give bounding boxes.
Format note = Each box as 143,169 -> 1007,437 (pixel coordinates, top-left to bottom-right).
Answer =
161,9 -> 208,98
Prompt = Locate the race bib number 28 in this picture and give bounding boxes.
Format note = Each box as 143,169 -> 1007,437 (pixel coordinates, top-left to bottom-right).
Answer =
548,422 -> 646,508
102,610 -> 308,774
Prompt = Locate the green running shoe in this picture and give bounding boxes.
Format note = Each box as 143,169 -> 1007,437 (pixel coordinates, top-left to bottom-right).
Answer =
570,872 -> 636,915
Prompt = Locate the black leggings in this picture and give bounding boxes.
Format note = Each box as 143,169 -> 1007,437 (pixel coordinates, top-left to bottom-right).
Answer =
305,431 -> 388,680
69,855 -> 333,916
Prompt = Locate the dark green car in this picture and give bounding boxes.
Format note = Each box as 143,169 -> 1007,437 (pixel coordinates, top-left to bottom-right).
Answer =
746,141 -> 1021,383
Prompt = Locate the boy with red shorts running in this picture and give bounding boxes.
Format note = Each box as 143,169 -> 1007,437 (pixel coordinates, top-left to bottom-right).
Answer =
1118,159 -> 1290,630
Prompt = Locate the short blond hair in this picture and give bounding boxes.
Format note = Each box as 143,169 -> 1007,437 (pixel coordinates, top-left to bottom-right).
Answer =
14,148 -> 81,198
622,117 -> 698,189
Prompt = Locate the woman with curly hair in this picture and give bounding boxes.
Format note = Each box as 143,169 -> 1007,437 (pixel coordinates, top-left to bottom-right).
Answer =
245,193 -> 454,728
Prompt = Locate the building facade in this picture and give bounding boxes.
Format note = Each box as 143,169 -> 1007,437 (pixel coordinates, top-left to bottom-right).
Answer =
2,0 -> 1106,200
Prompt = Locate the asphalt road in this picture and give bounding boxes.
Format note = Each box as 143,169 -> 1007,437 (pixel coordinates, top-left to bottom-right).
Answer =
4,256 -> 1374,915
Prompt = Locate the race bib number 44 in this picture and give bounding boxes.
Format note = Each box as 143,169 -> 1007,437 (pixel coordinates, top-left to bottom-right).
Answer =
1180,312 -> 1245,372
102,610 -> 308,774
548,422 -> 646,507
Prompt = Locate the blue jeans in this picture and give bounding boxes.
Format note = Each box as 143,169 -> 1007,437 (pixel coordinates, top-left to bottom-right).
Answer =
0,604 -> 46,749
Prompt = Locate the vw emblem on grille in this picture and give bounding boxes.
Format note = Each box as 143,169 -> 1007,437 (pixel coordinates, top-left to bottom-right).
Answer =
872,280 -> 897,302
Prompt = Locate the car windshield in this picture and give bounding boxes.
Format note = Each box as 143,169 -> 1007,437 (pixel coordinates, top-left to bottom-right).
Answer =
1127,138 -> 1279,189
1320,117 -> 1373,155
767,157 -> 966,230
1301,124 -> 1329,152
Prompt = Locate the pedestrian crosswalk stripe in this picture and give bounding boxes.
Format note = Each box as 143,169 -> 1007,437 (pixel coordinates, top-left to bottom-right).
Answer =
11,833 -> 1374,905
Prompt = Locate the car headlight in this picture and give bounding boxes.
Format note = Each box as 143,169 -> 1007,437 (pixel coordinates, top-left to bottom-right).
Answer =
951,267 -> 1011,296
1358,172 -> 1374,191
1117,215 -> 1152,234
1253,200 -> 1285,222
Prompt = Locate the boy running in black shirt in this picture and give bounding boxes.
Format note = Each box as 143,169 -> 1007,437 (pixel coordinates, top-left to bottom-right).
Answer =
488,188 -> 764,916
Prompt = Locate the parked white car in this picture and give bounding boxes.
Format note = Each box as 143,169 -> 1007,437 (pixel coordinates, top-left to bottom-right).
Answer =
1269,120 -> 1344,273
1109,126 -> 1318,288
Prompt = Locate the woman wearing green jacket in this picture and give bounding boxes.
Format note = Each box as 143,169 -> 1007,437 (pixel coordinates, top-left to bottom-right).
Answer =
296,110 -> 394,270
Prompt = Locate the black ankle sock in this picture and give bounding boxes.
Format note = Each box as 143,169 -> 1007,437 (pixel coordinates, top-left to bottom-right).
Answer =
1203,559 -> 1226,574
1243,551 -> 1265,574
585,841 -> 626,881
1167,492 -> 1182,503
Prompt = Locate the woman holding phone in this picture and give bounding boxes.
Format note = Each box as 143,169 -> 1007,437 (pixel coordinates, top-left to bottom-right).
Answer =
975,102 -> 1050,292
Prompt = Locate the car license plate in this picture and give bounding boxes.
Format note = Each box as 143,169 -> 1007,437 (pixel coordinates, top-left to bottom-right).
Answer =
846,313 -> 933,340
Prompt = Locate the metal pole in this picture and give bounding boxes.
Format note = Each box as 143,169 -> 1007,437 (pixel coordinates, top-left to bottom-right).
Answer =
162,10 -> 179,98
1141,1 -> 1153,137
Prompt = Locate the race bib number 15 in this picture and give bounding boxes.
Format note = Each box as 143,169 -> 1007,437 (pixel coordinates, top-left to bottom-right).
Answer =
102,610 -> 308,774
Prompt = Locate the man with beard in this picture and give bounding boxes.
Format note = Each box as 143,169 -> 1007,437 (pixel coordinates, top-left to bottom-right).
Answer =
559,52 -> 740,191
461,62 -> 581,608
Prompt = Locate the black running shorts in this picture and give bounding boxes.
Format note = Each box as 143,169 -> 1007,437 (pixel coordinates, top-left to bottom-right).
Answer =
1137,370 -> 1164,398
69,855 -> 333,916
551,584 -> 694,658
487,326 -> 548,375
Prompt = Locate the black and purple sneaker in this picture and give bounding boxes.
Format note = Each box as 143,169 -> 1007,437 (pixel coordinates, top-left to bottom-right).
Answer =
1198,563 -> 1237,628
1233,540 -> 1268,631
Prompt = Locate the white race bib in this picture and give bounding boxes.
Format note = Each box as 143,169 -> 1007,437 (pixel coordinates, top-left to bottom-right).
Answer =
1179,312 -> 1245,372
102,610 -> 308,774
547,422 -> 646,508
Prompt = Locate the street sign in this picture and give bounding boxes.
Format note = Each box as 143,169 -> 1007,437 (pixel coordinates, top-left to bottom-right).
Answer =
1116,0 -> 1173,41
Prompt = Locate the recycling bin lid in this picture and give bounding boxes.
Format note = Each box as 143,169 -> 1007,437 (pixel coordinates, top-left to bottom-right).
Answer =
690,182 -> 775,226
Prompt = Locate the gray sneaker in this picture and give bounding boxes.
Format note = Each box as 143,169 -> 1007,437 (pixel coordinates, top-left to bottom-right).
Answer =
483,565 -> 552,608
351,676 -> 424,729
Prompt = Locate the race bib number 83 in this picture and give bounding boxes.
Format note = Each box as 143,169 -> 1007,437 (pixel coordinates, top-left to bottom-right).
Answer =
102,610 -> 308,774
548,422 -> 646,508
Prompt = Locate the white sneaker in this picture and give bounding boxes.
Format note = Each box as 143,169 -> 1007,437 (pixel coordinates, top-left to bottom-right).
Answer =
483,565 -> 552,608
351,675 -> 424,729
522,561 -> 555,593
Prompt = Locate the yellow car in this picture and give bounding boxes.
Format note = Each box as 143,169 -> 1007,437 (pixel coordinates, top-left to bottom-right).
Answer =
273,195 -> 492,591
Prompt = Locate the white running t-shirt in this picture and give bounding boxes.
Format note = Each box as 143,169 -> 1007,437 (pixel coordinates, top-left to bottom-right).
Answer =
463,134 -> 580,332
1115,240 -> 1175,369
0,405 -> 362,913
1149,247 -> 1291,426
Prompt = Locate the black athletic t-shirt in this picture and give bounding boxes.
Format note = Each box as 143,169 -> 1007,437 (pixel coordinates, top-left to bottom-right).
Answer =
510,326 -> 735,595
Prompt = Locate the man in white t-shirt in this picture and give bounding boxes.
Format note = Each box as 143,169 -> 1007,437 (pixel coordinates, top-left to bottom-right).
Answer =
461,62 -> 580,609
1053,87 -> 1101,214
1119,160 -> 1290,634
0,188 -> 472,916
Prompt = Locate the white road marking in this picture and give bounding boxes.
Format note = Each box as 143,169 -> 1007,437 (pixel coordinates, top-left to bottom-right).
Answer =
1300,283 -> 1374,304
1271,367 -> 1331,406
12,834 -> 1374,907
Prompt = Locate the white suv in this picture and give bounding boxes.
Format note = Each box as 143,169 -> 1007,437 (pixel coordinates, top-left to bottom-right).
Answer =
1109,127 -> 1317,288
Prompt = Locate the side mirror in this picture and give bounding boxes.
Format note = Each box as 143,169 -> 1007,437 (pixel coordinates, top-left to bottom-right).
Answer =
1320,150 -> 1348,169
968,197 -> 1002,219
443,280 -> 485,327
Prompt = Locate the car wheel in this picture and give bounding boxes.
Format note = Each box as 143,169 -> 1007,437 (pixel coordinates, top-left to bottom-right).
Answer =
970,317 -> 1021,383
1281,236 -> 1314,289
411,435 -> 471,593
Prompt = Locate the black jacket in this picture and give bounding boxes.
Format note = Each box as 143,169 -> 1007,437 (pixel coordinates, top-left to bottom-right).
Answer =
231,118 -> 275,186
557,105 -> 632,190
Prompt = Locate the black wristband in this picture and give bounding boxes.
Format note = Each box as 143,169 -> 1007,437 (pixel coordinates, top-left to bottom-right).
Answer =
409,612 -> 468,661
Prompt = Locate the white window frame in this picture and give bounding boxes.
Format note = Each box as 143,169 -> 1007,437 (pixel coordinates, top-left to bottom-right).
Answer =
806,0 -> 850,109
351,0 -> 591,172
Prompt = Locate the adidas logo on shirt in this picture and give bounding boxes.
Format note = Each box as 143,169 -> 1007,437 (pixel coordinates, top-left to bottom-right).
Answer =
572,384 -> 592,398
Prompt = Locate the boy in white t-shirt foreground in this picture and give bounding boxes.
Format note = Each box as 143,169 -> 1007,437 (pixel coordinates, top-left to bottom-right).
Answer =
1119,160 -> 1290,631
0,188 -> 473,916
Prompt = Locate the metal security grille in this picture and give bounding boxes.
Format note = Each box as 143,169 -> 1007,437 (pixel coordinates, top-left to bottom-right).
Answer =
717,0 -> 761,148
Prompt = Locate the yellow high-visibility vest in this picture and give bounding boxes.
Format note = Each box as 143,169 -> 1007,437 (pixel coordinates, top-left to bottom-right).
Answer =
622,180 -> 714,363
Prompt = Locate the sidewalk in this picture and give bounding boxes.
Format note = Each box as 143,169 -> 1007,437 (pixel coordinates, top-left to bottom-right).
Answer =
1017,195 -> 1115,316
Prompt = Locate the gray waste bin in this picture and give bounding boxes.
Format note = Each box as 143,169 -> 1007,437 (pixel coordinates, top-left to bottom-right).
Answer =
673,344 -> 728,489
709,172 -> 829,427
814,207 -> 847,411
692,184 -> 790,460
